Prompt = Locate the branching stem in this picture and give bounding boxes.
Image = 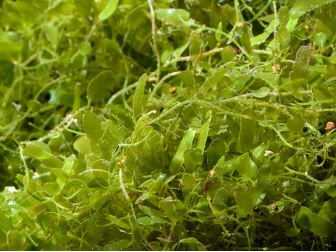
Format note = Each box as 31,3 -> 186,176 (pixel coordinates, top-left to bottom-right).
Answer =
147,0 -> 161,82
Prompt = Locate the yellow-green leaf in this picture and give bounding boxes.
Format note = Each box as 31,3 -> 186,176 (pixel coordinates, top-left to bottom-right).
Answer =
133,73 -> 147,119
98,0 -> 119,20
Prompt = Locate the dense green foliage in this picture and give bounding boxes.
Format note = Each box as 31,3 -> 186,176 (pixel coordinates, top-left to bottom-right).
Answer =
1,0 -> 336,250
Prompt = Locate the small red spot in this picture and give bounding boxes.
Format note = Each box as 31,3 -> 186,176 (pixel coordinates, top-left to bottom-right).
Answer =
203,180 -> 215,193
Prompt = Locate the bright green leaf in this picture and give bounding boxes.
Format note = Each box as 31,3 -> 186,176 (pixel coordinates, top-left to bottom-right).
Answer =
138,216 -> 167,225
159,200 -> 180,224
99,0 -> 119,20
0,210 -> 13,231
252,87 -> 270,98
180,237 -> 203,246
155,8 -> 190,25
183,148 -> 203,173
288,0 -> 336,32
314,32 -> 328,48
27,100 -> 41,113
286,228 -> 300,237
84,111 -> 103,142
251,20 -> 277,46
203,67 -> 230,93
133,73 -> 147,119
25,141 -> 63,168
45,25 -> 58,46
286,114 -> 304,133
74,136 -> 91,154
236,152 -> 255,177
108,215 -> 131,229
62,155 -> 77,176
196,110 -> 212,152
278,6 -> 289,26
181,174 -> 196,190
79,41 -> 92,56
290,0 -> 336,15
254,72 -> 277,87
212,156 -> 226,178
215,22 -> 222,41
289,46 -> 311,82
138,205 -> 166,218
169,128 -> 195,174
221,46 -> 235,64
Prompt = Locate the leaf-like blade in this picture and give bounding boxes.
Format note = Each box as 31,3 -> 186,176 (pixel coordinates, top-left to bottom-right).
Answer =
133,73 -> 147,119
290,0 -> 336,15
288,0 -> 336,32
183,148 -> 203,173
239,108 -> 256,152
84,111 -> 103,142
252,87 -> 270,98
235,186 -> 253,214
101,239 -> 132,251
286,114 -> 304,133
196,110 -> 212,152
98,0 -> 119,21
155,8 -> 190,25
169,128 -> 195,174
74,0 -> 93,17
87,71 -> 115,102
289,46 -> 311,82
296,206 -> 336,237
